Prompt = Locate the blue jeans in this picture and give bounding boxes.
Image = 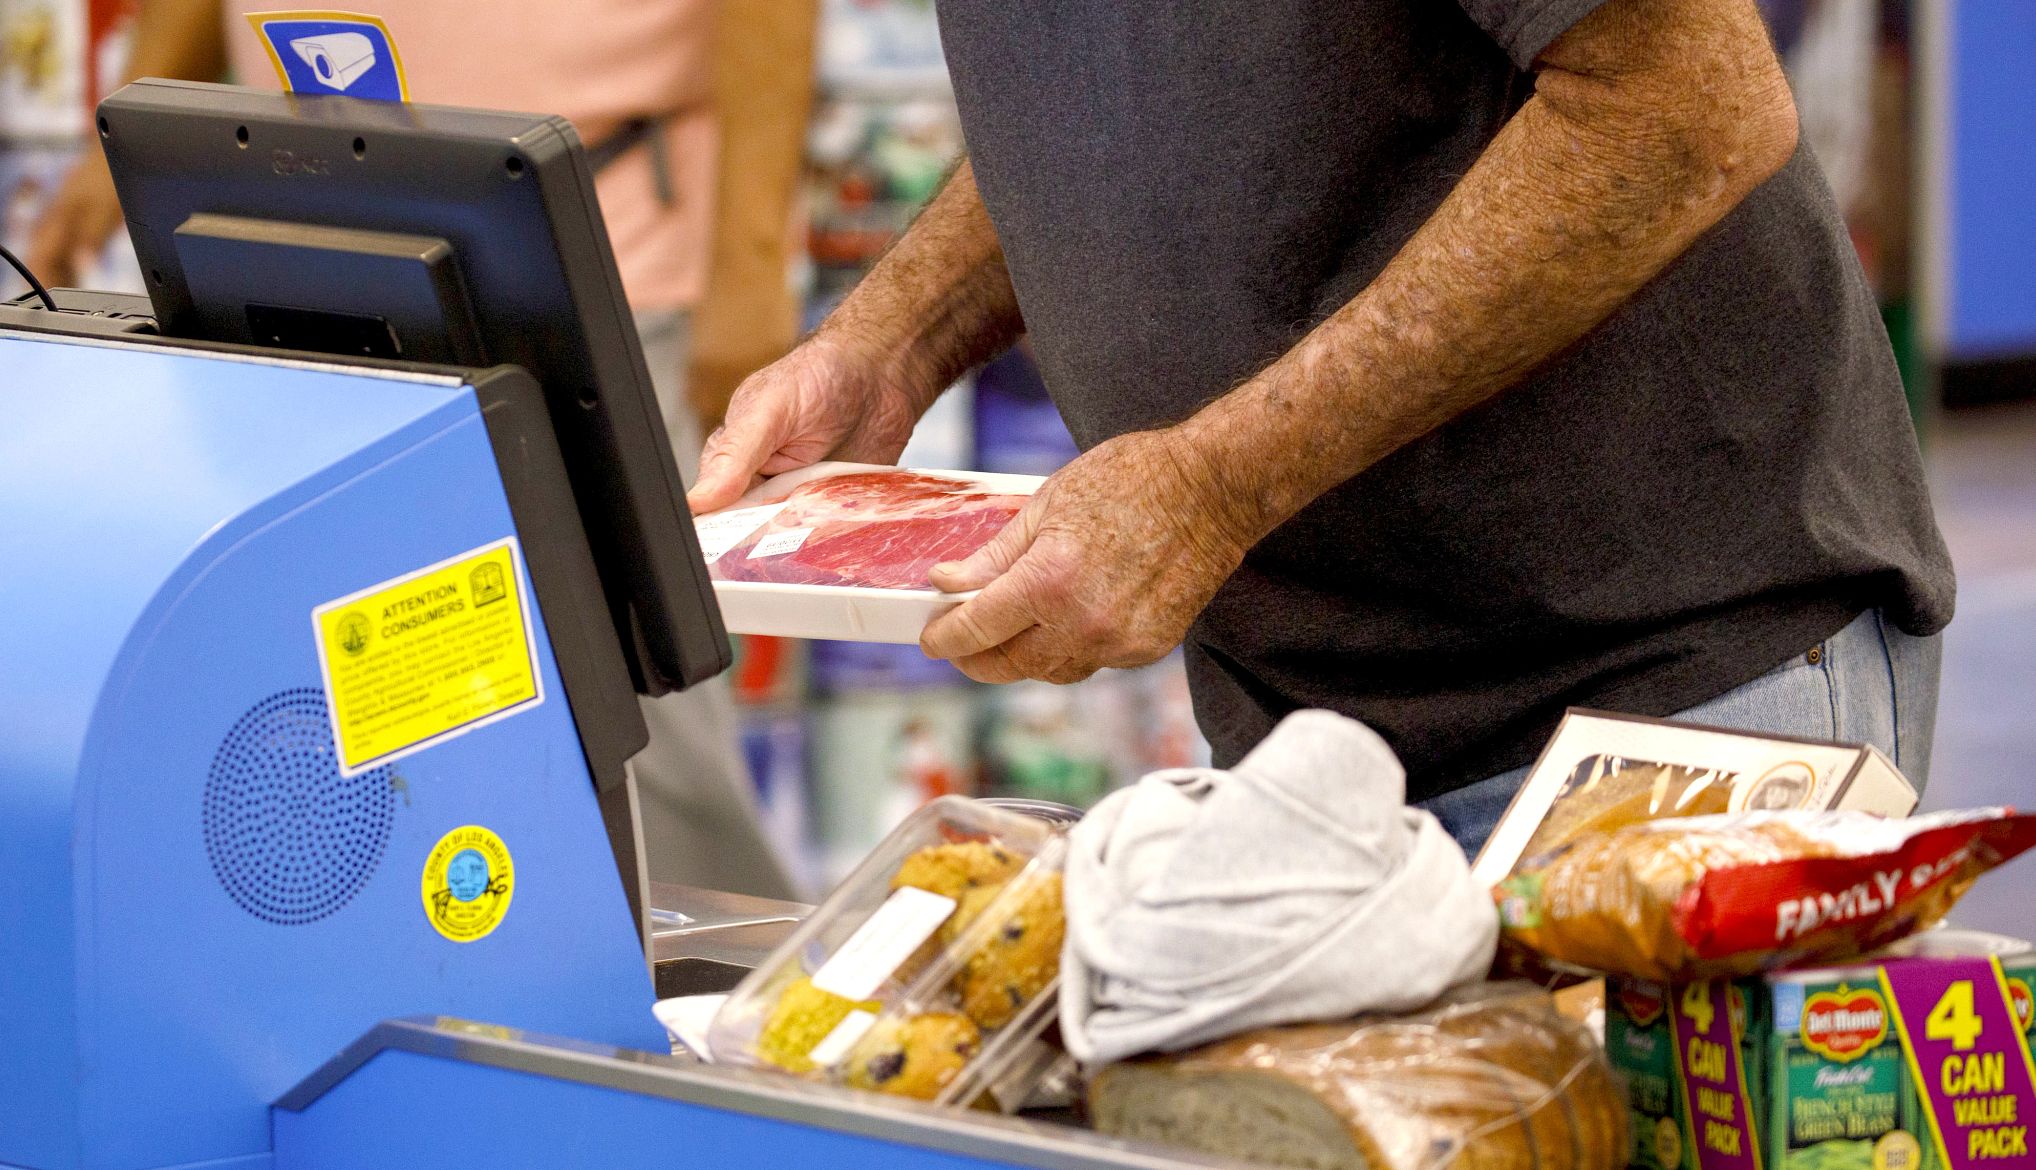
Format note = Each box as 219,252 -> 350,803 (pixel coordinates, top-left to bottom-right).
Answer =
1421,609 -> 1943,855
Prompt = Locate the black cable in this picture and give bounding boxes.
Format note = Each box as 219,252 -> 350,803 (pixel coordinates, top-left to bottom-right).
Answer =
0,241 -> 59,312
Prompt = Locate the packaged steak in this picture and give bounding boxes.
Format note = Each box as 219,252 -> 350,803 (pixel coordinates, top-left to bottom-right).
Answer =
1494,807 -> 2036,982
709,796 -> 1072,1110
1088,982 -> 1628,1170
694,462 -> 1044,642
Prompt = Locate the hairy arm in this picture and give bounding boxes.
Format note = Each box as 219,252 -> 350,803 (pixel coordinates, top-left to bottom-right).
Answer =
686,159 -> 1024,509
818,160 -> 1025,414
922,0 -> 1801,680
1179,0 -> 1801,551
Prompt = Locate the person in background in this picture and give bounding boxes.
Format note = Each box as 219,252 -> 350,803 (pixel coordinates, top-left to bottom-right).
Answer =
28,0 -> 816,898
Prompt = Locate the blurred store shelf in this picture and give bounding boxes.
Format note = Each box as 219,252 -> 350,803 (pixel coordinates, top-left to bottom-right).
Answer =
1922,397 -> 2036,934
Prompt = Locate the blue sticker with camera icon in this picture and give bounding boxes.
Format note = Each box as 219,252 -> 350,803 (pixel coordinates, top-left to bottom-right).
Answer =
248,11 -> 409,103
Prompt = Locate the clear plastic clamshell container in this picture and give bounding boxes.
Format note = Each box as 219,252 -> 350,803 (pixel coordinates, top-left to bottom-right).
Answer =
708,796 -> 1070,1110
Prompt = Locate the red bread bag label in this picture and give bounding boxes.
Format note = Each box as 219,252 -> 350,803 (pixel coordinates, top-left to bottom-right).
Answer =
1672,813 -> 2036,964
1498,808 -> 2036,982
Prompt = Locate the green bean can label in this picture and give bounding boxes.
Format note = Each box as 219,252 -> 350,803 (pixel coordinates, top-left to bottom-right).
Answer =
1779,982 -> 1910,1169
1612,981 -> 1687,1170
1880,956 -> 2036,1168
1673,980 -> 1766,1170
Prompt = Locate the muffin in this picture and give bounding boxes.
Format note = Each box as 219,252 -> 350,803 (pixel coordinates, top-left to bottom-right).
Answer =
755,976 -> 880,1074
891,840 -> 1027,902
949,874 -> 1066,1029
843,1012 -> 984,1099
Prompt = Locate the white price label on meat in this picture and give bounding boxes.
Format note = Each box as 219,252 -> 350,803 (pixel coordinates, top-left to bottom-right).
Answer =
807,1009 -> 878,1067
694,503 -> 788,565
747,526 -> 815,559
809,886 -> 957,1001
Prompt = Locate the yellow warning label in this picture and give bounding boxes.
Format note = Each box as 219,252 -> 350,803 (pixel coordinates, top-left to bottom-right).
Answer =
421,825 -> 514,942
313,538 -> 542,774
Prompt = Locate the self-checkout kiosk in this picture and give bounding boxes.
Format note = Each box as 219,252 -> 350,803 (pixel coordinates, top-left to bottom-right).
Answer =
0,81 -> 1201,1170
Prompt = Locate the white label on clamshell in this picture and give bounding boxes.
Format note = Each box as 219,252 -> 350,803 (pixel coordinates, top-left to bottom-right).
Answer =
809,885 -> 957,1002
694,503 -> 788,565
747,526 -> 814,559
807,1009 -> 878,1067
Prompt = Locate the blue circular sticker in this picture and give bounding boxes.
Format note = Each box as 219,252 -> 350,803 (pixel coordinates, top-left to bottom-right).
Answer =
446,848 -> 490,902
421,826 -> 515,942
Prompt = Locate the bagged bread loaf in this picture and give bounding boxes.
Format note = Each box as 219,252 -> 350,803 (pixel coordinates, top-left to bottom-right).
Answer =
1088,984 -> 1626,1170
1495,807 -> 2036,982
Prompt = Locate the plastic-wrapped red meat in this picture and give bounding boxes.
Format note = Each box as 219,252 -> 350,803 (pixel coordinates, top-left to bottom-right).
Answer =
712,470 -> 1028,590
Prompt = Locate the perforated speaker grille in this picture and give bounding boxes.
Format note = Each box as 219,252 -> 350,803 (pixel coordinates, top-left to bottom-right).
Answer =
203,688 -> 395,925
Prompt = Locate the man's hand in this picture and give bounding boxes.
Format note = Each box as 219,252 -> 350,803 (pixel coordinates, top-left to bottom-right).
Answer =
689,159 -> 1023,512
688,334 -> 927,512
23,151 -> 123,289
918,428 -> 1251,684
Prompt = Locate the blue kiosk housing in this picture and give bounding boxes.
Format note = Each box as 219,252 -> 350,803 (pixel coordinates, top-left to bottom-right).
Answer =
0,334 -> 663,1167
0,329 -> 1205,1170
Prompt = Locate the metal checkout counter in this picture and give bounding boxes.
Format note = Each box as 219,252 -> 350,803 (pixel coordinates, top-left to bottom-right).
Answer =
0,82 -> 1216,1170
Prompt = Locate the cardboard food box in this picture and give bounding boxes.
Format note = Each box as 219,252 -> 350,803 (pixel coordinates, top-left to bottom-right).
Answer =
1471,710 -> 1920,888
1608,932 -> 2036,1170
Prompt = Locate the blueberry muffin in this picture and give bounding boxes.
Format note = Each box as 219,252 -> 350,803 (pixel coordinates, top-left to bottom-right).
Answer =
889,840 -> 1029,982
950,874 -> 1066,1029
843,1012 -> 984,1099
890,840 -> 1027,902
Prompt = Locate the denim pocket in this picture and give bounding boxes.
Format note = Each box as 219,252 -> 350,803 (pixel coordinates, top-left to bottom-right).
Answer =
1670,645 -> 1838,743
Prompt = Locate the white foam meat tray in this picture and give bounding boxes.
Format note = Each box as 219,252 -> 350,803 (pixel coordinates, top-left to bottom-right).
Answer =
697,463 -> 1045,644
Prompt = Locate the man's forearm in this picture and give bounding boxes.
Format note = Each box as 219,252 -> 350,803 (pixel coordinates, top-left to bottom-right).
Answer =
818,160 -> 1023,412
1176,0 -> 1800,551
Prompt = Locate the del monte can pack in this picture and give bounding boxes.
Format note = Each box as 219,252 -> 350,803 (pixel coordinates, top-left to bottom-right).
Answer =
1608,931 -> 2036,1170
1759,972 -> 1913,1170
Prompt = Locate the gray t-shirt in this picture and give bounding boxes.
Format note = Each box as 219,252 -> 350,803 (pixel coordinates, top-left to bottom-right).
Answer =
934,0 -> 1955,796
